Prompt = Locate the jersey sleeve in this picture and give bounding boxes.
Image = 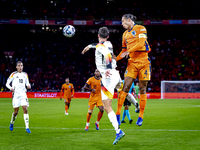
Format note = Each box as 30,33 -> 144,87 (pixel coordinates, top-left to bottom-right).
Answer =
127,26 -> 147,53
96,44 -> 112,69
6,73 -> 15,90
86,78 -> 91,86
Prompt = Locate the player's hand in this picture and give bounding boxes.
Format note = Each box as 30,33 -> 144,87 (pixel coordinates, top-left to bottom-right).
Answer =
82,45 -> 90,54
91,89 -> 96,93
27,85 -> 31,89
10,88 -> 14,92
71,95 -> 74,98
121,51 -> 129,58
60,97 -> 62,100
105,69 -> 112,78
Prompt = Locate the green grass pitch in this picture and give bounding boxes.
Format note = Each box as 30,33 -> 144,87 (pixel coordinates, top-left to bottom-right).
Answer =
0,98 -> 200,150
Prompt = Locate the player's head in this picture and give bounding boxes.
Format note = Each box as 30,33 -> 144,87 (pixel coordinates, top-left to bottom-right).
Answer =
16,61 -> 23,73
65,78 -> 69,84
136,82 -> 139,86
98,27 -> 109,41
94,69 -> 101,78
121,14 -> 136,30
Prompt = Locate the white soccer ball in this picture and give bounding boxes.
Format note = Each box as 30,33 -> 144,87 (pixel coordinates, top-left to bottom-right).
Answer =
63,25 -> 75,38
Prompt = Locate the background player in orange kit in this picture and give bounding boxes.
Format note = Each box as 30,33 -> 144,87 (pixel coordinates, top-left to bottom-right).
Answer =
83,69 -> 104,131
60,78 -> 74,115
116,14 -> 151,126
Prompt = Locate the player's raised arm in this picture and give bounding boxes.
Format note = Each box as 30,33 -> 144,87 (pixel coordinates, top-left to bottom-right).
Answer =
6,73 -> 14,92
81,43 -> 97,54
25,73 -> 31,89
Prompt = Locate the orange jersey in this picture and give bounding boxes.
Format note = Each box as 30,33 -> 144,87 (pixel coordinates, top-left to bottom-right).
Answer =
86,76 -> 101,102
117,24 -> 151,63
60,83 -> 74,98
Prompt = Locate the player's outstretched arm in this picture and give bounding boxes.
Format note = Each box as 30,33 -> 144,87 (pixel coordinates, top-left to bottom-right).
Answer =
81,43 -> 97,54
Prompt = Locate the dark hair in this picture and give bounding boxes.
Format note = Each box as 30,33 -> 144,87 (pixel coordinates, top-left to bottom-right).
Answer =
65,77 -> 69,80
16,61 -> 23,66
98,27 -> 109,39
122,14 -> 137,21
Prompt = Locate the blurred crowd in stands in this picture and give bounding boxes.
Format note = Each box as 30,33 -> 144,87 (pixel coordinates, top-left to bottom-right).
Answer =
0,24 -> 200,92
0,0 -> 199,20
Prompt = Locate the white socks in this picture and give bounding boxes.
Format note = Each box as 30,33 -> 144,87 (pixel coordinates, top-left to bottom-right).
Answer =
11,113 -> 17,124
86,123 -> 90,126
24,114 -> 29,129
127,93 -> 138,106
108,111 -> 120,134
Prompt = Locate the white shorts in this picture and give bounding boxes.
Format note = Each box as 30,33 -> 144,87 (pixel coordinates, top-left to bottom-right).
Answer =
12,95 -> 29,108
101,69 -> 122,100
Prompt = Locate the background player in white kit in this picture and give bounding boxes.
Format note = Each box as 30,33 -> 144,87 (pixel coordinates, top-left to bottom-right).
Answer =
82,27 -> 126,145
6,61 -> 31,133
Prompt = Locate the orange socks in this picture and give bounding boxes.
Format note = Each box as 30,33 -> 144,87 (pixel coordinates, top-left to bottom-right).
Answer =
139,94 -> 147,119
116,91 -> 128,115
97,111 -> 104,122
65,105 -> 68,113
86,113 -> 92,123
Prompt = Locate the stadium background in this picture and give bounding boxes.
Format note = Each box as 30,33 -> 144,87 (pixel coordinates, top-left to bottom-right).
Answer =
0,0 -> 200,95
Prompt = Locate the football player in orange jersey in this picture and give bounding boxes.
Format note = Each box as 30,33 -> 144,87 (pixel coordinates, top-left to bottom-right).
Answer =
83,69 -> 104,131
60,78 -> 74,115
115,14 -> 151,126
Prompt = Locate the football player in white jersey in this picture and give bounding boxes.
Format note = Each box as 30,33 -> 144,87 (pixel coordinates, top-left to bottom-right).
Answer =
6,61 -> 31,133
82,27 -> 125,145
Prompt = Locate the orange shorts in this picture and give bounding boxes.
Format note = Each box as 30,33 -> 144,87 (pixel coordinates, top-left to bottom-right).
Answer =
64,98 -> 71,103
124,60 -> 151,81
88,99 -> 104,110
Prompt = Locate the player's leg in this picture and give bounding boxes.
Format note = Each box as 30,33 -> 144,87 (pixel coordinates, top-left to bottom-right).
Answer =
121,99 -> 128,123
10,107 -> 19,131
85,101 -> 95,131
22,105 -> 31,133
95,105 -> 104,130
136,63 -> 151,126
65,101 -> 69,115
125,104 -> 133,124
116,76 -> 134,125
136,80 -> 148,126
10,96 -> 21,131
68,98 -> 71,109
126,93 -> 140,113
21,97 -> 30,133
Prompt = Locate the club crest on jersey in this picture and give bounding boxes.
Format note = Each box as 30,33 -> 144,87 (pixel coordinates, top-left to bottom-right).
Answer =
125,70 -> 128,75
132,30 -> 136,37
69,86 -> 71,88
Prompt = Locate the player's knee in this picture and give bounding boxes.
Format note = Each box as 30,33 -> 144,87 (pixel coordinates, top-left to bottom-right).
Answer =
88,109 -> 93,114
123,86 -> 130,93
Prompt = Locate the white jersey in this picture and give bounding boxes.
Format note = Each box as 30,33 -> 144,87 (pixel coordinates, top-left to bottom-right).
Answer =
6,71 -> 30,97
95,41 -> 117,74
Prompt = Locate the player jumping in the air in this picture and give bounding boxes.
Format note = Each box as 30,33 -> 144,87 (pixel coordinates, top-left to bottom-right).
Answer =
82,27 -> 125,145
6,61 -> 31,133
60,78 -> 74,115
83,69 -> 104,131
116,14 -> 151,126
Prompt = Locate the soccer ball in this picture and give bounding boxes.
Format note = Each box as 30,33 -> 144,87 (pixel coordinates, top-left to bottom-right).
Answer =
63,25 -> 75,38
